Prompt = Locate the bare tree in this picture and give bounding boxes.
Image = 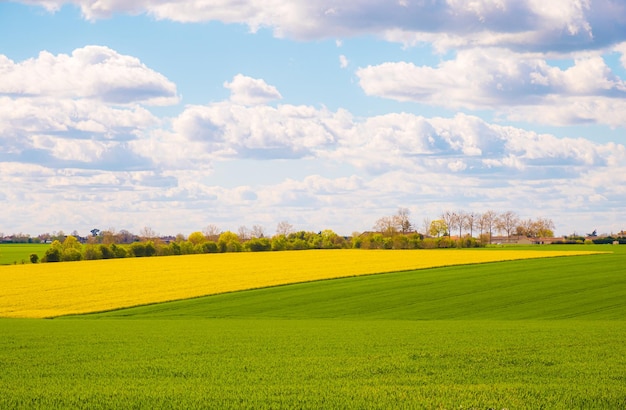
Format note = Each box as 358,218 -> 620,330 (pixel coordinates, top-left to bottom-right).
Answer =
464,212 -> 477,238
479,210 -> 497,244
374,216 -> 397,237
116,229 -> 135,244
237,226 -> 250,242
535,218 -> 555,237
440,210 -> 456,238
516,218 -> 534,237
518,217 -> 555,238
455,210 -> 466,238
99,228 -> 116,245
496,211 -> 519,238
276,221 -> 294,236
139,226 -> 157,240
250,225 -> 265,238
422,217 -> 432,237
203,224 -> 221,241
394,208 -> 412,234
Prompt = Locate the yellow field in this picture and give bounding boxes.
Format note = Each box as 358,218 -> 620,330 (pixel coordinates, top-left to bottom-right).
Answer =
0,249 -> 601,318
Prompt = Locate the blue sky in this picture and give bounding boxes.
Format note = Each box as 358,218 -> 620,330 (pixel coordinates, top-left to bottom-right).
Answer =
1,0 -> 626,237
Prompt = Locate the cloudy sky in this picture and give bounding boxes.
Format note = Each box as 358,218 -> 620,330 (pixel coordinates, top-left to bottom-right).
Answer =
1,0 -> 626,237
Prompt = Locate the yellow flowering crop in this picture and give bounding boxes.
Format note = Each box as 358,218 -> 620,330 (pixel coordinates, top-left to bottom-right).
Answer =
0,249 -> 600,318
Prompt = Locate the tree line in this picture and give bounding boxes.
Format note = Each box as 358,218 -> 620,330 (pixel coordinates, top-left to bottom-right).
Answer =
374,208 -> 555,243
32,208 -> 563,263
40,223 -> 351,263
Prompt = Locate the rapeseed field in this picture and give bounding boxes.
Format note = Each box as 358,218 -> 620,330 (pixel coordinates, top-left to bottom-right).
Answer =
0,249 -> 599,318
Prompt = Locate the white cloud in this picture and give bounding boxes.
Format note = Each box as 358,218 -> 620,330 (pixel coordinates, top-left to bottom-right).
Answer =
357,48 -> 626,127
339,54 -> 349,68
0,46 -> 176,173
166,97 -> 624,190
170,102 -> 340,160
2,40 -> 625,236
17,0 -> 626,51
0,96 -> 157,136
0,46 -> 178,105
224,74 -> 282,106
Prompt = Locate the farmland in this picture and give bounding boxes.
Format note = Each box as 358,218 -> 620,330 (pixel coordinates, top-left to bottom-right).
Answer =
0,243 -> 47,265
0,248 -> 598,318
0,246 -> 625,408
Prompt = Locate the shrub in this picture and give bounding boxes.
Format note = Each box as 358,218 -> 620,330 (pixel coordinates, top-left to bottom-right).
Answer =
245,238 -> 272,252
287,238 -> 307,250
128,242 -> 146,257
437,237 -> 453,248
110,244 -> 127,258
99,244 -> 115,259
201,241 -> 219,253
42,247 -> 61,263
83,245 -> 102,260
271,235 -> 288,251
62,248 -> 83,262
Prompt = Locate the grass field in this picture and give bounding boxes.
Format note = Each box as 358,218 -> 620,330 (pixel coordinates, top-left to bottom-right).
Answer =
2,319 -> 624,409
84,250 -> 626,320
0,243 -> 47,265
0,245 -> 624,408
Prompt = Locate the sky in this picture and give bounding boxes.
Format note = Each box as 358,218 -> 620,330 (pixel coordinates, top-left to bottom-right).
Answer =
1,0 -> 626,238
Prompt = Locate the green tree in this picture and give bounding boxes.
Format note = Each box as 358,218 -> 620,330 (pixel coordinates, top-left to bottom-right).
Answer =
83,245 -> 102,260
320,229 -> 341,249
129,242 -> 146,257
42,240 -> 63,263
99,244 -> 114,259
188,231 -> 206,246
42,247 -> 61,263
144,241 -> 156,257
168,241 -> 182,255
201,241 -> 219,253
179,241 -> 195,255
218,231 -> 242,252
429,220 -> 447,237
245,237 -> 272,252
271,235 -> 288,251
62,235 -> 82,251
62,248 -> 83,262
110,244 -> 127,258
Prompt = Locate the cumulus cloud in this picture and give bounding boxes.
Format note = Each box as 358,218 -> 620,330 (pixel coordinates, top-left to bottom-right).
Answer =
4,97 -> 626,234
0,96 -> 156,136
357,48 -> 626,127
15,0 -> 626,51
169,101 -> 343,161
165,97 -> 624,185
0,46 -> 178,174
224,74 -> 282,105
0,46 -> 178,105
2,38 -> 624,235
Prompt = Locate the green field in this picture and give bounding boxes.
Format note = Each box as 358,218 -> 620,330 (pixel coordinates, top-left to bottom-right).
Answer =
0,243 -> 48,265
1,245 -> 625,408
